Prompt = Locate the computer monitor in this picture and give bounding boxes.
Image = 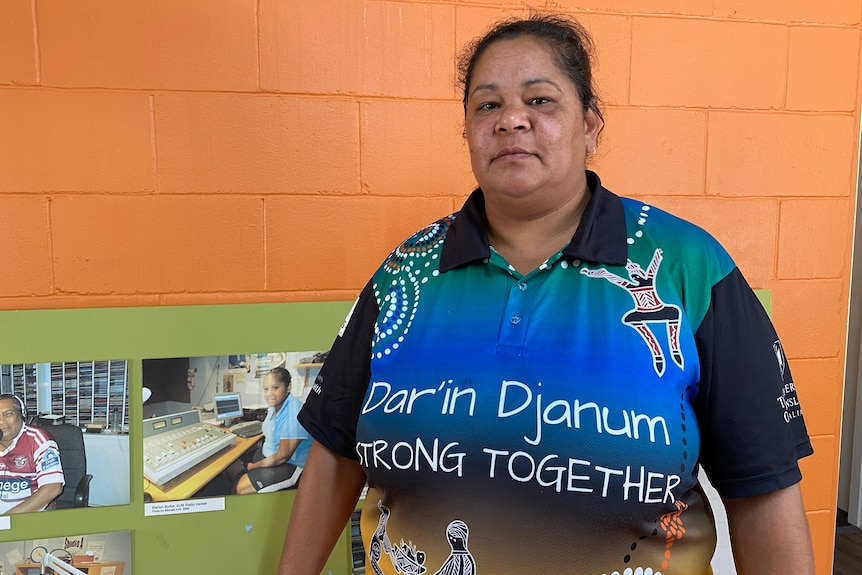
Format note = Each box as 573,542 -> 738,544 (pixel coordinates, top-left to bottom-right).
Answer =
213,392 -> 243,426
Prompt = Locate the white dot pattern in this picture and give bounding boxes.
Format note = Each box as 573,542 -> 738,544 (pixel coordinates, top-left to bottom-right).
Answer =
602,568 -> 661,575
627,204 -> 652,247
372,217 -> 452,358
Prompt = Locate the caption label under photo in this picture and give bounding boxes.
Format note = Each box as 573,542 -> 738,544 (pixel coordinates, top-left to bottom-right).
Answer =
144,497 -> 226,516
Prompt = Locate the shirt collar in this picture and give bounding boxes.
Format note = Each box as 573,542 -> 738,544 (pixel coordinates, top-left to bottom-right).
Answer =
439,171 -> 628,272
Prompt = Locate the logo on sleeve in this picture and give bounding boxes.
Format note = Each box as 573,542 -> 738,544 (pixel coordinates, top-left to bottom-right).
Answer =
773,340 -> 801,423
40,448 -> 61,471
776,381 -> 802,424
311,374 -> 323,396
773,340 -> 787,380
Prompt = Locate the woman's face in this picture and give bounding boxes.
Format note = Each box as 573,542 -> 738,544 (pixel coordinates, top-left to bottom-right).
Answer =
464,36 -> 600,210
262,374 -> 289,408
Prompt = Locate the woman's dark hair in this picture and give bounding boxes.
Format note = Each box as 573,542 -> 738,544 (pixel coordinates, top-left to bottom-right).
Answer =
457,13 -> 604,127
268,366 -> 292,391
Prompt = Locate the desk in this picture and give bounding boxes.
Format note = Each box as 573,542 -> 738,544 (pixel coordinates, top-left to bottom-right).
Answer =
15,561 -> 125,575
144,433 -> 261,502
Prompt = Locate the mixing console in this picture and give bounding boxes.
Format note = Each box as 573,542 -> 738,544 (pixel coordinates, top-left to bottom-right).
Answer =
143,410 -> 236,485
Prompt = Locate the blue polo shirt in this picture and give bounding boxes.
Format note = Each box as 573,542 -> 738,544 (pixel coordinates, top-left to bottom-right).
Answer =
299,172 -> 812,575
263,395 -> 310,468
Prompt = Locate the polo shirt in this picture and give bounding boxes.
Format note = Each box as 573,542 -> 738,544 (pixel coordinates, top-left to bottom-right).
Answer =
299,171 -> 813,575
262,395 -> 311,468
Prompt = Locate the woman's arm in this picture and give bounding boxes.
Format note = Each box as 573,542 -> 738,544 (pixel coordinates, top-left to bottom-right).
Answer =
247,438 -> 301,470
723,482 -> 814,575
278,441 -> 366,575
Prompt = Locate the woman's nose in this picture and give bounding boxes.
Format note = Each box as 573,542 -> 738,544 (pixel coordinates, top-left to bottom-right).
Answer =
496,104 -> 529,133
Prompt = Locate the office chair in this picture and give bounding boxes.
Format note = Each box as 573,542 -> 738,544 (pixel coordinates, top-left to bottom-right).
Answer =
48,424 -> 93,508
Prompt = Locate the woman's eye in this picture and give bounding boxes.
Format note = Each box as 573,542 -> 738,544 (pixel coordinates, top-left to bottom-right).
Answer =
477,102 -> 499,111
529,97 -> 550,105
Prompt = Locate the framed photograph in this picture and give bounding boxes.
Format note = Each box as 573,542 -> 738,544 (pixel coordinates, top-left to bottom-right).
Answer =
0,360 -> 131,516
0,530 -> 130,574
142,350 -> 325,503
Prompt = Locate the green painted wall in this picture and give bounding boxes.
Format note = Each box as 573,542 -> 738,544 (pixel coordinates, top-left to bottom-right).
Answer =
0,302 -> 355,575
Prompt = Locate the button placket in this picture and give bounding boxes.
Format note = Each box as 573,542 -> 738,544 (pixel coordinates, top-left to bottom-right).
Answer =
497,277 -> 534,354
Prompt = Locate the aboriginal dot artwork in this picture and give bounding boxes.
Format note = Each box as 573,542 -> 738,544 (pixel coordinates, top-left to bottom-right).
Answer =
627,204 -> 651,246
373,217 -> 452,359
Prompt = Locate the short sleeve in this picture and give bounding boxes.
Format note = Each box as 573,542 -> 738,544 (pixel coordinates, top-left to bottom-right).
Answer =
694,267 -> 813,499
278,398 -> 310,441
298,280 -> 378,460
34,433 -> 64,487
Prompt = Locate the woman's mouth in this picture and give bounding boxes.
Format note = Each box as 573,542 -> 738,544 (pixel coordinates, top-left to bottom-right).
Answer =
493,147 -> 533,161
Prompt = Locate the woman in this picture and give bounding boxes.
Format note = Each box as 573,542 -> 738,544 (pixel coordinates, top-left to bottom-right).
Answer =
279,14 -> 814,575
233,367 -> 309,494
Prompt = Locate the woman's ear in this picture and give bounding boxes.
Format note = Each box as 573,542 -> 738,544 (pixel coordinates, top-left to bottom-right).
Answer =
583,107 -> 602,155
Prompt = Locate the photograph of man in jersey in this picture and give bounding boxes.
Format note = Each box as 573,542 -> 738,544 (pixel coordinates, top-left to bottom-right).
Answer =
0,394 -> 64,514
0,359 -> 131,515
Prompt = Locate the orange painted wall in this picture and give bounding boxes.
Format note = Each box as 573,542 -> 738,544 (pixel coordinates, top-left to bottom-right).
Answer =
0,1 -> 858,572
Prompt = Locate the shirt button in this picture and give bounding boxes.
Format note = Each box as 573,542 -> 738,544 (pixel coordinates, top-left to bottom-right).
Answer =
510,314 -> 522,325
518,282 -> 528,291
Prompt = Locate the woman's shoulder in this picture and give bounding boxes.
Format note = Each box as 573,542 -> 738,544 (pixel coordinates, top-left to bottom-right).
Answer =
615,196 -> 740,321
395,213 -> 458,254
372,212 -> 459,278
618,197 -> 714,240
618,197 -> 733,265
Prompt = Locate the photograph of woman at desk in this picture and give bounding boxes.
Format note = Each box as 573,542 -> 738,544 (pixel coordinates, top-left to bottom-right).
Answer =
229,367 -> 310,494
142,352 -> 320,502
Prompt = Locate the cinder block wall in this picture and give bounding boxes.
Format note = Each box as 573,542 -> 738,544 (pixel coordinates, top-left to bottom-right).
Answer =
0,1 -> 858,572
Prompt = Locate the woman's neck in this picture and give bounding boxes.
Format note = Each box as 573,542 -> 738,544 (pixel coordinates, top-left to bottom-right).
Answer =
485,187 -> 590,275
